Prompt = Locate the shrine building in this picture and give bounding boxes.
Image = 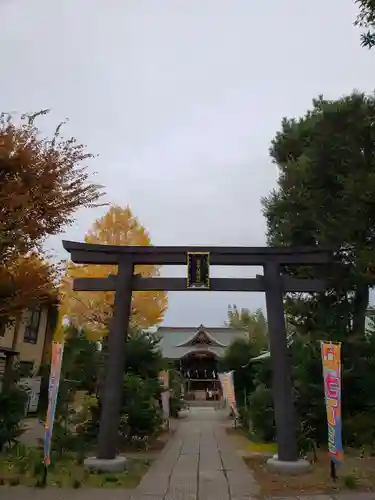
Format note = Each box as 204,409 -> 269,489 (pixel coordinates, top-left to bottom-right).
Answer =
155,324 -> 247,400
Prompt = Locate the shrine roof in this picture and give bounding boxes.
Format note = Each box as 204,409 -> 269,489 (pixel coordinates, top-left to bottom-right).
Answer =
153,325 -> 247,359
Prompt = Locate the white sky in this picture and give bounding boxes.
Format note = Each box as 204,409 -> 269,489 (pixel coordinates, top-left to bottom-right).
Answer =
0,0 -> 373,325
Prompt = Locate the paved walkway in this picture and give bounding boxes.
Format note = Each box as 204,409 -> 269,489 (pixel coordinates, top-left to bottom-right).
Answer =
2,407 -> 375,499
135,406 -> 259,500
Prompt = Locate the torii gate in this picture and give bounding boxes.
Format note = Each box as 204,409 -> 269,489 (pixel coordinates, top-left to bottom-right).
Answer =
63,241 -> 333,472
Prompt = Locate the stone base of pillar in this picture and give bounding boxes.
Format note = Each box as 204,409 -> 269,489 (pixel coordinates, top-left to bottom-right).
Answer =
266,455 -> 311,475
84,456 -> 128,472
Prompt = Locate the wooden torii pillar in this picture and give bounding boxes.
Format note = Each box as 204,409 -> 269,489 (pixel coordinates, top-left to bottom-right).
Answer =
62,241 -> 333,469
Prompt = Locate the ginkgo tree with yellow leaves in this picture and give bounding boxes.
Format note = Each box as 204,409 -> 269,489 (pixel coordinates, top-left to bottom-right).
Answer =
62,205 -> 168,340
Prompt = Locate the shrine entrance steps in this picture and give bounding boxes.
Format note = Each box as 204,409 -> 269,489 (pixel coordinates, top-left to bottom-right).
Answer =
187,399 -> 220,408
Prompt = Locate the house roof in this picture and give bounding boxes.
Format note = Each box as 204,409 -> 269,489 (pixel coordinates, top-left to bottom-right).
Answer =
154,324 -> 247,359
251,351 -> 271,362
0,347 -> 19,357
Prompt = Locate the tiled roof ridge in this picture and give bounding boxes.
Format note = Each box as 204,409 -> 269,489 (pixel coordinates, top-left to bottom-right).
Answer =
156,326 -> 243,332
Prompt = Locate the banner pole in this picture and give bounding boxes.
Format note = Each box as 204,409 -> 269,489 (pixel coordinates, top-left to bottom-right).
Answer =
330,459 -> 337,481
41,464 -> 48,487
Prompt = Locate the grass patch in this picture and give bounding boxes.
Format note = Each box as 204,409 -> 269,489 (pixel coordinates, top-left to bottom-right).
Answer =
244,449 -> 375,498
227,427 -> 375,497
246,441 -> 277,454
226,427 -> 277,455
0,446 -> 152,489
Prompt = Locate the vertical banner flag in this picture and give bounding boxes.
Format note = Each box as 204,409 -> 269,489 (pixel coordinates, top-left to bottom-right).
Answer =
320,341 -> 343,464
226,370 -> 238,416
218,373 -> 228,403
44,341 -> 65,467
218,371 -> 238,416
161,391 -> 170,420
158,371 -> 170,420
159,370 -> 169,390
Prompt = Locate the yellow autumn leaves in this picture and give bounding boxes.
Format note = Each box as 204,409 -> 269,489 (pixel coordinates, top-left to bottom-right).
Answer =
60,205 -> 168,341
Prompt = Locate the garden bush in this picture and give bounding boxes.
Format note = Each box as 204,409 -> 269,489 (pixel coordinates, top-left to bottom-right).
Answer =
248,383 -> 275,442
238,406 -> 252,433
75,328 -> 165,448
74,394 -> 101,445
77,374 -> 163,447
169,395 -> 184,418
0,386 -> 27,452
120,374 -> 162,443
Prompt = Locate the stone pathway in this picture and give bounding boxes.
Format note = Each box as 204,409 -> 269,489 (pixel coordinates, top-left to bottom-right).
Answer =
135,406 -> 259,500
2,407 -> 375,499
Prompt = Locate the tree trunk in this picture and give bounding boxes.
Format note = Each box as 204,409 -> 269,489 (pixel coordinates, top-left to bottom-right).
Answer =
352,285 -> 369,336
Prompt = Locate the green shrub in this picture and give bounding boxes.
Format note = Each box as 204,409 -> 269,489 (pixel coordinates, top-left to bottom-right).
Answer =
75,394 -> 101,444
72,479 -> 82,488
74,328 -> 164,447
342,413 -> 375,448
343,473 -> 359,489
169,395 -> 185,418
7,443 -> 31,474
220,338 -> 256,407
77,374 -> 162,447
238,406 -> 252,433
248,383 -> 275,442
120,374 -> 162,443
0,386 -> 27,451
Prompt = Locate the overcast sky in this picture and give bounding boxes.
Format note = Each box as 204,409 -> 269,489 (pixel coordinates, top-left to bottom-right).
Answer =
0,0 -> 373,326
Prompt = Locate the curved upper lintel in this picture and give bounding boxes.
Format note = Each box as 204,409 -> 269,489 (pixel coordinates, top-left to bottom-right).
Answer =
62,240 -> 334,267
62,240 -> 334,255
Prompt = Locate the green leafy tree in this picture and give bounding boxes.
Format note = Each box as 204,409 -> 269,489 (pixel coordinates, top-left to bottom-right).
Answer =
99,329 -> 162,396
261,91 -> 375,446
78,329 -> 164,445
355,0 -> 375,48
226,305 -> 268,355
38,325 -> 100,415
37,325 -> 101,453
124,329 -> 163,380
0,366 -> 28,452
62,326 -> 101,395
263,92 -> 375,337
119,374 -> 162,444
220,338 -> 257,407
